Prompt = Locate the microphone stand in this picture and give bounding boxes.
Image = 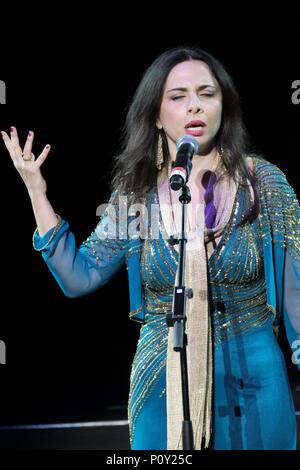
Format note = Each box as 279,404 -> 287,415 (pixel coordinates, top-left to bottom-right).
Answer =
166,182 -> 194,450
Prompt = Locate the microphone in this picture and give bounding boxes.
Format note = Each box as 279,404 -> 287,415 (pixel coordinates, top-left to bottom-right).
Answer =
169,135 -> 200,190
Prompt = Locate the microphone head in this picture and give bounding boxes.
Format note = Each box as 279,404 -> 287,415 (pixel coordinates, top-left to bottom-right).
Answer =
176,134 -> 200,155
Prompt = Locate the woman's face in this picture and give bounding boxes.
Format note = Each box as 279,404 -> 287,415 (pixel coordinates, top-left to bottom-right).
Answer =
157,60 -> 223,159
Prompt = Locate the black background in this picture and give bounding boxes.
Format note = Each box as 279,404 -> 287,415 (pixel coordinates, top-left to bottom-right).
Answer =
0,6 -> 300,427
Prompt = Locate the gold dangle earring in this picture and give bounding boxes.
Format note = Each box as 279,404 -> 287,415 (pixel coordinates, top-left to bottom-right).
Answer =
219,144 -> 225,159
156,132 -> 164,170
217,144 -> 225,168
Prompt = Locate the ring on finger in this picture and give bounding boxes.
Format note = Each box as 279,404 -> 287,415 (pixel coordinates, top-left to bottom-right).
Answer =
22,152 -> 35,161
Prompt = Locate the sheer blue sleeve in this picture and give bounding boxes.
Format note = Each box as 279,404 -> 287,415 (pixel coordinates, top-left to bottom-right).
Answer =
281,180 -> 300,369
284,252 -> 300,368
32,194 -> 128,298
246,159 -> 300,369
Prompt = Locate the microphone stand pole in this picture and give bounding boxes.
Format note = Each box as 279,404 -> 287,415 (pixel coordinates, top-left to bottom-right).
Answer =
166,183 -> 194,450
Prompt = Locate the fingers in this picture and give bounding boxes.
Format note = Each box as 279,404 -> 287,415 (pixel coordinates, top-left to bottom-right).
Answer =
22,130 -> 34,157
10,126 -> 22,159
35,144 -> 51,168
1,129 -> 20,164
1,127 -> 51,169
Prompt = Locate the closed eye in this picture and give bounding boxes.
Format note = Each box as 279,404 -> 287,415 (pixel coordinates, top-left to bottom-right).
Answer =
171,93 -> 214,100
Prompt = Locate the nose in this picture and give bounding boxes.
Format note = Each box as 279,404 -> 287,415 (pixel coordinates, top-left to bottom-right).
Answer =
188,105 -> 201,114
187,95 -> 202,114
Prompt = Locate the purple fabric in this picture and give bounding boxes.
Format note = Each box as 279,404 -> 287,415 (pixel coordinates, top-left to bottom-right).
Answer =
203,171 -> 217,229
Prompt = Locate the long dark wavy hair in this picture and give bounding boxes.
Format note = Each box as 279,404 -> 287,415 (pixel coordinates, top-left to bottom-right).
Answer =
112,46 -> 262,222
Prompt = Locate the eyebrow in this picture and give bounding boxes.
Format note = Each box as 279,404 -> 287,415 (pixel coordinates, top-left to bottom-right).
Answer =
166,85 -> 216,93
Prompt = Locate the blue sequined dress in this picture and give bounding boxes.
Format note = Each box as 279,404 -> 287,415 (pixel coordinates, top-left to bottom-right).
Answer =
129,181 -> 297,450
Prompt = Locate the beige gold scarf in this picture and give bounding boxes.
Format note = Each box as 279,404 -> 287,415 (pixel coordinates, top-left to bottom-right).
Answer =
157,155 -> 243,449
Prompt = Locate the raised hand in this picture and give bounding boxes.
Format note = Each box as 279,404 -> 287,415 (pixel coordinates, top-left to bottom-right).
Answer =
1,126 -> 51,197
